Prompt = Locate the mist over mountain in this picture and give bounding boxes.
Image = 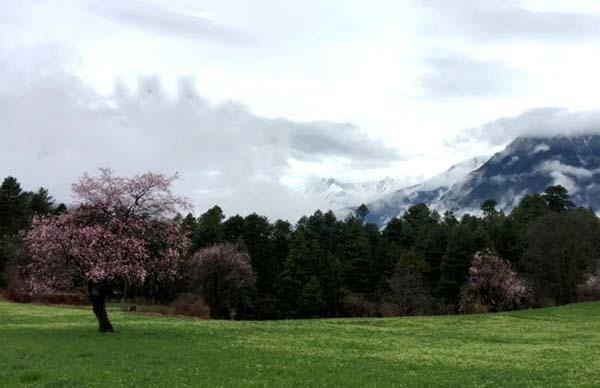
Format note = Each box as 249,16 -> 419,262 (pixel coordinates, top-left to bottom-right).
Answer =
362,155 -> 489,225
300,176 -> 403,216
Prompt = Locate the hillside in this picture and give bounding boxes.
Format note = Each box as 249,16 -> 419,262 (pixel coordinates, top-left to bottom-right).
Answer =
365,134 -> 600,225
2,300 -> 600,387
301,176 -> 402,213
365,156 -> 488,224
439,135 -> 600,212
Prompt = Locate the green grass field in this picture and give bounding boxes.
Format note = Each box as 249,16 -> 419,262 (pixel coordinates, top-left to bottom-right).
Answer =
1,300 -> 600,387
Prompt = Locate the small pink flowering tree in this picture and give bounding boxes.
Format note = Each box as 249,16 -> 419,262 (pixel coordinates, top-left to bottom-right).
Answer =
459,250 -> 532,313
578,261 -> 600,301
22,169 -> 190,332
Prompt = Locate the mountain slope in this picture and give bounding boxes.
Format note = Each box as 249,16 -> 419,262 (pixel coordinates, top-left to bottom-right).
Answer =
438,134 -> 600,212
302,176 -> 401,212
364,156 -> 489,224
365,134 -> 600,225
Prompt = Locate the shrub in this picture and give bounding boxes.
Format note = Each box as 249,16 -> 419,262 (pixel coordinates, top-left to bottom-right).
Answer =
120,294 -> 210,318
431,301 -> 458,316
35,293 -> 88,305
170,293 -> 210,318
5,291 -> 87,305
378,302 -> 401,317
460,250 -> 532,313
341,293 -> 377,317
6,289 -> 32,303
133,304 -> 174,315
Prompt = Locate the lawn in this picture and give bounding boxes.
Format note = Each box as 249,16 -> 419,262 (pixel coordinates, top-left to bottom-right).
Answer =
1,300 -> 599,387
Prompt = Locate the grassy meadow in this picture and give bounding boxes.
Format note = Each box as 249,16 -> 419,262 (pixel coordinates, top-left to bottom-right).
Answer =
1,300 -> 600,387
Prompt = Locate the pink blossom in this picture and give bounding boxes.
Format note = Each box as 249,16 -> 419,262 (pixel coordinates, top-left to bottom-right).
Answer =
22,170 -> 190,295
459,250 -> 532,313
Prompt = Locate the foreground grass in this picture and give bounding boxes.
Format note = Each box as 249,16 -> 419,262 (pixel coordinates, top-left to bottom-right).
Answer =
1,301 -> 600,387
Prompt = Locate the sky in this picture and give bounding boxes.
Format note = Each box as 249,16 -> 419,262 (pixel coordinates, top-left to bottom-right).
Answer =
3,0 -> 600,220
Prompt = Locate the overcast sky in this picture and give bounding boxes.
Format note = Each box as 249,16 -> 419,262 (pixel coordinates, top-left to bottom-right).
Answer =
3,0 -> 600,220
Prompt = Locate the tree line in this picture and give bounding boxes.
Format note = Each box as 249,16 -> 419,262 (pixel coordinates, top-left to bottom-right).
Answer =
2,172 -> 600,327
0,177 -> 63,289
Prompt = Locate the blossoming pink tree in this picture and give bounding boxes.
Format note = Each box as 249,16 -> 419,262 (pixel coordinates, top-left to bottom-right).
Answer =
22,169 -> 190,332
459,250 -> 532,313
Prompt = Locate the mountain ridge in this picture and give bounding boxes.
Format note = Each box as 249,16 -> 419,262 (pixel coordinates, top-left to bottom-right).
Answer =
362,134 -> 600,225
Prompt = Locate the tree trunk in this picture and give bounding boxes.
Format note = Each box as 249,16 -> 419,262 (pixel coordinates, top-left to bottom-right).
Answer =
88,282 -> 114,333
121,280 -> 128,305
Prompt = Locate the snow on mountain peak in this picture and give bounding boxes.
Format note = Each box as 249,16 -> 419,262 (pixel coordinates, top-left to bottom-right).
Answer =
300,175 -> 404,211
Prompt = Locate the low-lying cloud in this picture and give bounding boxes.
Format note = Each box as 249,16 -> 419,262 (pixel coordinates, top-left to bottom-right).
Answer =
0,45 -> 401,220
453,108 -> 600,147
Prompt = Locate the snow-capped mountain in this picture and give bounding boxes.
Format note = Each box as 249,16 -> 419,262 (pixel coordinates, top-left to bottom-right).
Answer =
302,176 -> 401,212
363,155 -> 489,225
364,134 -> 600,225
437,134 -> 600,213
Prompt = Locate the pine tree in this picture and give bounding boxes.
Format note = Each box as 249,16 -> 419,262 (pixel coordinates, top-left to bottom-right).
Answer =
510,193 -> 548,225
192,206 -> 225,249
437,224 -> 481,305
523,209 -> 599,304
28,187 -> 54,215
297,276 -> 326,318
223,215 -> 245,243
0,177 -> 29,236
542,185 -> 575,212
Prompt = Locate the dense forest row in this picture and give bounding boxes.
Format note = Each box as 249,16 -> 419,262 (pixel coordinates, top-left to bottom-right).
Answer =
1,175 -> 599,320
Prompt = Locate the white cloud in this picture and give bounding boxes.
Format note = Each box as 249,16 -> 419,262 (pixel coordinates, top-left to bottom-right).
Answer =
549,171 -> 578,193
455,108 -> 600,146
420,53 -> 520,98
0,45 -> 399,221
418,0 -> 600,42
535,160 -> 600,194
87,0 -> 250,45
533,143 -> 551,153
5,0 -> 600,218
538,160 -> 597,178
507,156 -> 520,166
